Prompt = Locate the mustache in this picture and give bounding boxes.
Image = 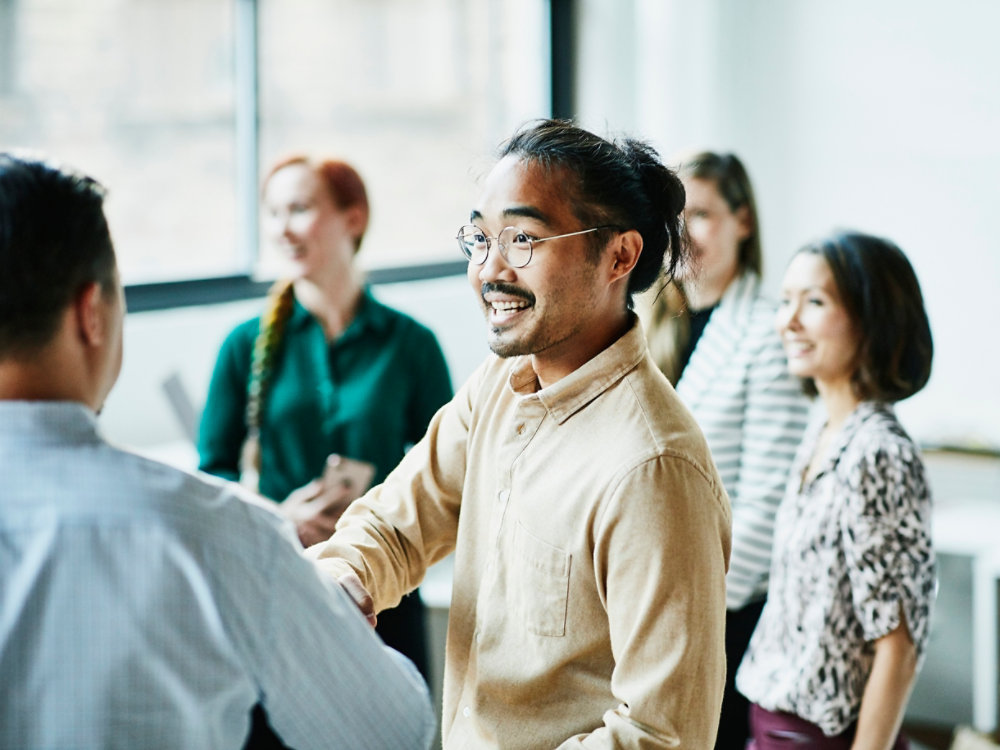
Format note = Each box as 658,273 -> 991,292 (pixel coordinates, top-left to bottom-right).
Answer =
481,282 -> 535,305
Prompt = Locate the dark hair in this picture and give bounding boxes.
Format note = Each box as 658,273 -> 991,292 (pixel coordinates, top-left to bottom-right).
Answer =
796,230 -> 933,402
678,151 -> 762,276
0,153 -> 116,357
499,119 -> 687,302
263,155 -> 370,251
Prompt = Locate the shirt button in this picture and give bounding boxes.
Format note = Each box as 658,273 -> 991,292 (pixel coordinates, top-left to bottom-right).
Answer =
463,706 -> 471,718
497,490 -> 509,503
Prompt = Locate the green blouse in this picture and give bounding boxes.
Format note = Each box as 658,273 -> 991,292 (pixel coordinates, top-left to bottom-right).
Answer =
197,289 -> 453,502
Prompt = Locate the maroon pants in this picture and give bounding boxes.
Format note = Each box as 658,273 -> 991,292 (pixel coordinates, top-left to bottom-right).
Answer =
748,704 -> 909,750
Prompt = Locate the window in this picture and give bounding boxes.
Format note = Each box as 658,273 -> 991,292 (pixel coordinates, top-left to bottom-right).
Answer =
0,0 -> 551,287
0,0 -> 238,284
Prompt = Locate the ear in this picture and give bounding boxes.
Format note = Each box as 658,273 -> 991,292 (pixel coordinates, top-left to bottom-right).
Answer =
74,281 -> 107,347
734,204 -> 753,241
608,229 -> 643,284
343,204 -> 367,243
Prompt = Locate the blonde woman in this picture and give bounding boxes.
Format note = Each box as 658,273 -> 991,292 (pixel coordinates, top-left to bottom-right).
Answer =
641,151 -> 810,749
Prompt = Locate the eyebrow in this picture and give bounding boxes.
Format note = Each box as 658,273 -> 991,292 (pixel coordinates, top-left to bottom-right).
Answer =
469,205 -> 551,225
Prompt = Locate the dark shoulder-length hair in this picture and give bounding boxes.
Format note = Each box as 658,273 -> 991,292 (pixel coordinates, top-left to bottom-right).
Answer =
797,230 -> 933,402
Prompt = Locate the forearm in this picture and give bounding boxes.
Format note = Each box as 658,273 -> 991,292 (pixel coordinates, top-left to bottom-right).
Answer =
197,352 -> 250,478
311,405 -> 465,610
262,543 -> 435,750
850,622 -> 918,750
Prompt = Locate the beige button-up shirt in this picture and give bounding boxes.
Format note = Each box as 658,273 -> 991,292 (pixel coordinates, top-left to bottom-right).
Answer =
313,318 -> 732,749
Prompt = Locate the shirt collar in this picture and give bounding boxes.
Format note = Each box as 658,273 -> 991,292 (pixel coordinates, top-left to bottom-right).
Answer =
506,314 -> 648,425
287,287 -> 392,339
0,401 -> 101,445
804,400 -> 893,481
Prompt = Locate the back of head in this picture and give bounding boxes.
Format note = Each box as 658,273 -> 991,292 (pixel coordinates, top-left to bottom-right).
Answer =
499,119 -> 687,301
800,230 -> 933,402
0,153 -> 115,359
678,150 -> 762,276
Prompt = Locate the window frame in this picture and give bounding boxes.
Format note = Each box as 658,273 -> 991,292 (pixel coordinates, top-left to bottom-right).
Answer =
124,0 -> 574,312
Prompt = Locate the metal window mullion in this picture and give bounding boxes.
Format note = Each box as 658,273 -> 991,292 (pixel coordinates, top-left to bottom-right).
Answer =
235,0 -> 260,274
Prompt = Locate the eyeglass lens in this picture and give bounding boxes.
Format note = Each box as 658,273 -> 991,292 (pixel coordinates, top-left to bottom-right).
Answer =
457,226 -> 532,268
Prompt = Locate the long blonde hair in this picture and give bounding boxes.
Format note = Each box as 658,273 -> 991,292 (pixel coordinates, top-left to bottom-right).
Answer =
644,151 -> 761,384
238,280 -> 297,492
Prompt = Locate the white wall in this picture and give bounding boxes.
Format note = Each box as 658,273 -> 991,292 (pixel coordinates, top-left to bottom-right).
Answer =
576,0 -> 1000,450
100,275 -> 486,453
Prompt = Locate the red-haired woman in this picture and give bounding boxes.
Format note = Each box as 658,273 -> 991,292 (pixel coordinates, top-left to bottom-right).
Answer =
198,155 -> 453,683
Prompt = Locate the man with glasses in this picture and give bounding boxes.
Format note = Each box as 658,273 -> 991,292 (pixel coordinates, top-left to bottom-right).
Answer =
0,152 -> 434,749
311,120 -> 732,748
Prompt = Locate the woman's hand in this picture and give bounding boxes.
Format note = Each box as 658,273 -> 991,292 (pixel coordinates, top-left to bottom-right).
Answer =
281,477 -> 358,547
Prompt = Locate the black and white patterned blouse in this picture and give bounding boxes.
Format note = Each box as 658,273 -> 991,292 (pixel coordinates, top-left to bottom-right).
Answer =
735,401 -> 936,736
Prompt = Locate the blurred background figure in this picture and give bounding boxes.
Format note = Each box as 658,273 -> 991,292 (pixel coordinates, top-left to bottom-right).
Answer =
639,151 -> 810,749
737,230 -> 936,749
197,155 -> 453,681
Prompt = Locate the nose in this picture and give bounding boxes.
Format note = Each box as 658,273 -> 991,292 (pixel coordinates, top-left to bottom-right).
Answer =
777,298 -> 802,334
474,237 -> 516,283
279,213 -> 296,240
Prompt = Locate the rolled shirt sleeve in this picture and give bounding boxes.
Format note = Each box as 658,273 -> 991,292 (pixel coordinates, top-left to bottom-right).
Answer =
842,442 -> 935,653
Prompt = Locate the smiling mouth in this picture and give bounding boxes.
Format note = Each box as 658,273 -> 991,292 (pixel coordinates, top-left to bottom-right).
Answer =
784,340 -> 814,357
481,283 -> 534,326
486,297 -> 531,327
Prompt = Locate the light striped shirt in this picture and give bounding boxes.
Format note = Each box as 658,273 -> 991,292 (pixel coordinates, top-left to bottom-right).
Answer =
0,401 -> 434,750
676,274 -> 812,609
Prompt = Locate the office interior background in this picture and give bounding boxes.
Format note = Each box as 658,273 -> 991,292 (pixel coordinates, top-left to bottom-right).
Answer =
3,0 -> 999,742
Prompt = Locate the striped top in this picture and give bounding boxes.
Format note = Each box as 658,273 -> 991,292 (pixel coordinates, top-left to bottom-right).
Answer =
676,273 -> 812,609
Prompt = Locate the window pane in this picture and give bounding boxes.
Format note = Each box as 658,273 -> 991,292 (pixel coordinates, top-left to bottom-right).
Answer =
0,0 -> 238,284
257,0 -> 550,274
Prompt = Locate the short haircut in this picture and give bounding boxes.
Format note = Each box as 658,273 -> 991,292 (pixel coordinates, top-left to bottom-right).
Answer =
499,119 -> 687,302
797,230 -> 933,402
678,151 -> 762,276
0,153 -> 116,357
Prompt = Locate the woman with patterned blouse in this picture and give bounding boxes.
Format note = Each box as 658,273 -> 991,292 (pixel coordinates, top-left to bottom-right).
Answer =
736,231 -> 935,749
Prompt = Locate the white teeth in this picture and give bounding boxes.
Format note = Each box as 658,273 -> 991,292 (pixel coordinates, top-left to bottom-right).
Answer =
491,300 -> 528,311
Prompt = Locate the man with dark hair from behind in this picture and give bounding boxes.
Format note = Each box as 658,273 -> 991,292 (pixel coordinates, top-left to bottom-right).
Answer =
0,152 -> 434,750
310,119 -> 732,748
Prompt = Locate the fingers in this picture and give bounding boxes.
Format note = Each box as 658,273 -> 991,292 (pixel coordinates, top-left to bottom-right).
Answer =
283,479 -> 324,508
338,571 -> 377,628
296,516 -> 339,548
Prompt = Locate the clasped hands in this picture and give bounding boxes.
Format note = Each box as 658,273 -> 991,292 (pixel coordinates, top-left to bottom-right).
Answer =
281,472 -> 360,548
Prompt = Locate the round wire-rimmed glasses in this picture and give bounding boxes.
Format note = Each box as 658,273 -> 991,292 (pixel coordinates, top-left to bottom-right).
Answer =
456,224 -> 618,268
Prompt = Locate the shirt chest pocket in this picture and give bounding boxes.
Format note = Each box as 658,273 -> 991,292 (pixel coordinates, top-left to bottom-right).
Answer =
511,521 -> 571,637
